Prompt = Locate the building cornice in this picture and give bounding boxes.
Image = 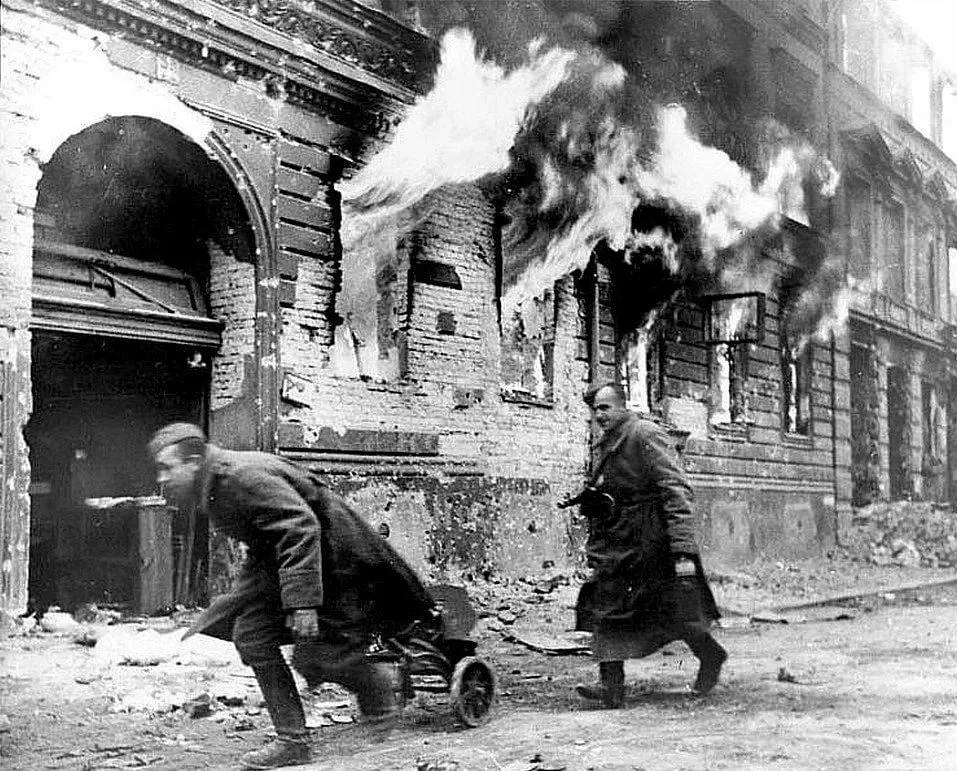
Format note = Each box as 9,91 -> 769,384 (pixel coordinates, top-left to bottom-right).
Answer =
31,0 -> 436,133
828,63 -> 957,186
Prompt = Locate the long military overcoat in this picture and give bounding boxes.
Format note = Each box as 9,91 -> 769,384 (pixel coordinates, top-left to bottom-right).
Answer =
185,447 -> 434,652
575,413 -> 719,634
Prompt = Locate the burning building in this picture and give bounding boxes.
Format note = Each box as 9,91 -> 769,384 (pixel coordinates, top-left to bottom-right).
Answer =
1,0 -> 955,618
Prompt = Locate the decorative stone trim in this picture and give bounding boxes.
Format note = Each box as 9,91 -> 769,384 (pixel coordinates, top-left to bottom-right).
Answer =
213,0 -> 431,91
36,0 -> 431,132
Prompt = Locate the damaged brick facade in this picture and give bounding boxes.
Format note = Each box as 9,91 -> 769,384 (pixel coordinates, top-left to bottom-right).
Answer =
1,0 -> 956,617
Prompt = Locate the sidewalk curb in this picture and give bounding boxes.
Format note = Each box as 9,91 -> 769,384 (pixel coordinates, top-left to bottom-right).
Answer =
767,574 -> 957,613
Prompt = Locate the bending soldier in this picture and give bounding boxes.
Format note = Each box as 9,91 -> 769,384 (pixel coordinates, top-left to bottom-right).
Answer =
148,423 -> 435,770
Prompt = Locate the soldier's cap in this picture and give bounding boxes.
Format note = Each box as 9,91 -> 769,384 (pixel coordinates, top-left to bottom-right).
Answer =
147,422 -> 207,458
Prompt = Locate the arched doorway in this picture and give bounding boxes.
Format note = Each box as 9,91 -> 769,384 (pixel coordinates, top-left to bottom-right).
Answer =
27,116 -> 257,613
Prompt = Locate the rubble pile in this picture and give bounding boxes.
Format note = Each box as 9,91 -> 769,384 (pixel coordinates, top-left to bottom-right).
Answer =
847,502 -> 957,568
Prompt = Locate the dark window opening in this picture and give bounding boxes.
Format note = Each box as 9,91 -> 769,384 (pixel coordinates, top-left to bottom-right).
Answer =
887,365 -> 910,500
882,200 -> 905,302
846,178 -> 872,281
925,238 -> 938,315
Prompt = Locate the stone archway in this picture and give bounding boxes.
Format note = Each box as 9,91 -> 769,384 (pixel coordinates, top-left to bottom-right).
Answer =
27,115 -> 259,612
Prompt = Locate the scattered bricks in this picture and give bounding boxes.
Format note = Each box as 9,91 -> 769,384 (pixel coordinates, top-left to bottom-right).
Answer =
847,501 -> 957,568
182,693 -> 220,719
39,608 -> 80,635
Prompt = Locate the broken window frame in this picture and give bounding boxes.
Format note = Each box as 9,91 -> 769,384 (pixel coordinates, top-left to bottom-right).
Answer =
701,292 -> 763,428
781,333 -> 813,437
709,341 -> 750,427
327,226 -> 412,383
702,292 -> 766,345
499,285 -> 558,405
616,322 -> 663,416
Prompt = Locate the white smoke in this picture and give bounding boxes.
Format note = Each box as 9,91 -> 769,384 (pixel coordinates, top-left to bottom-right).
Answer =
637,105 -> 779,263
338,31 -> 843,341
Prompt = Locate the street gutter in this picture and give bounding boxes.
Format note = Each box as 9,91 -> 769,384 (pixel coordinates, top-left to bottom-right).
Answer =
768,573 -> 957,613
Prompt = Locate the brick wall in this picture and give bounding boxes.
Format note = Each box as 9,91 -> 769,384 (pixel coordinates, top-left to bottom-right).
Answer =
1,3 -> 49,614
208,243 -> 257,410
642,293 -> 842,563
276,175 -> 592,579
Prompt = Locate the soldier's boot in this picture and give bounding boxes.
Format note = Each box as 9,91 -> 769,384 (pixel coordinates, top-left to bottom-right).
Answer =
242,663 -> 311,770
575,660 -> 625,708
681,623 -> 728,694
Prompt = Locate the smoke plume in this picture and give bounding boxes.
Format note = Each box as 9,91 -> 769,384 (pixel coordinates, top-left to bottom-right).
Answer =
339,11 -> 845,344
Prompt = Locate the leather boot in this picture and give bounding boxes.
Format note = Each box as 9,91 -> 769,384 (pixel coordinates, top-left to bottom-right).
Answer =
243,664 -> 311,769
240,736 -> 311,770
681,623 -> 728,694
575,660 -> 625,708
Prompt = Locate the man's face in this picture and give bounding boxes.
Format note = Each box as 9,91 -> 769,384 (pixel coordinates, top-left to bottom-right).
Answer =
154,445 -> 202,508
591,386 -> 628,432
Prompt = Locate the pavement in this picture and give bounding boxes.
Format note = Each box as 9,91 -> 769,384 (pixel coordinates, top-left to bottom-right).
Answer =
3,552 -> 957,770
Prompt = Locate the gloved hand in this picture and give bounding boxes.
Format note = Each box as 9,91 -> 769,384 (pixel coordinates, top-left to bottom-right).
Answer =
287,608 -> 320,638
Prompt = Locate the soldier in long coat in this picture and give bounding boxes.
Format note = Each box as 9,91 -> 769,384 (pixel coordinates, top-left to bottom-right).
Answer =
148,423 -> 436,770
573,383 -> 726,708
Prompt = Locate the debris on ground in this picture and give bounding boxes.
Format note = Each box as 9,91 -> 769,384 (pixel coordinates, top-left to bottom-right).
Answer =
776,667 -> 799,684
710,569 -> 759,588
39,607 -> 81,634
74,603 -> 124,625
846,501 -> 957,567
498,628 -> 591,656
751,610 -> 807,624
14,613 -> 38,636
92,627 -> 240,667
709,552 -> 957,614
182,692 -> 220,719
108,689 -> 186,714
500,756 -> 567,771
416,759 -> 460,771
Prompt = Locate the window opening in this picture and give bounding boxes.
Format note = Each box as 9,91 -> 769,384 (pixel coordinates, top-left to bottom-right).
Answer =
925,235 -> 938,314
710,342 -> 748,426
618,321 -> 662,415
501,288 -> 556,401
846,178 -> 872,282
949,245 -> 957,323
782,334 -> 812,435
328,219 -> 408,381
703,293 -> 763,427
881,200 -> 905,302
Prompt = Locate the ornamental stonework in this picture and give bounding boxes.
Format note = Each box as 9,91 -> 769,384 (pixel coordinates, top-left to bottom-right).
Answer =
213,0 -> 432,92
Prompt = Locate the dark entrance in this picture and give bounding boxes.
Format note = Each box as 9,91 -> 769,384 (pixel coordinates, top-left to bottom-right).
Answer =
27,333 -> 209,611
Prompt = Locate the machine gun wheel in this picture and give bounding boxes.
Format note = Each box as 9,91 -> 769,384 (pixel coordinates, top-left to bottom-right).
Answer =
449,656 -> 495,727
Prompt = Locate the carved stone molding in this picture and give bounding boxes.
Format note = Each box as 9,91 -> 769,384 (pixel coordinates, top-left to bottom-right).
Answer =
34,0 -> 432,133
213,0 -> 433,91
